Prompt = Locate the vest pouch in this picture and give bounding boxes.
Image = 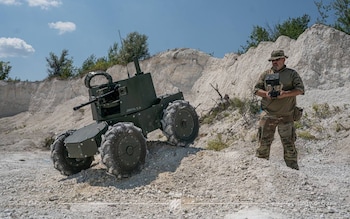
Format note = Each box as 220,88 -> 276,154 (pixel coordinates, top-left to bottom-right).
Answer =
293,106 -> 303,121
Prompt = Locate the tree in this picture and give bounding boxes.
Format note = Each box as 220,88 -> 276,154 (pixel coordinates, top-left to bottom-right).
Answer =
273,15 -> 310,40
315,0 -> 332,24
46,49 -> 75,79
80,54 -> 97,74
108,42 -> 119,65
78,54 -> 110,76
94,57 -> 109,71
117,31 -> 150,65
333,0 -> 350,34
76,32 -> 150,77
0,61 -> 12,80
240,26 -> 270,53
239,14 -> 310,53
315,0 -> 350,34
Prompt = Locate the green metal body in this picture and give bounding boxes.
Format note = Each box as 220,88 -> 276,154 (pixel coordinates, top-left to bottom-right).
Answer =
65,60 -> 184,159
64,122 -> 108,158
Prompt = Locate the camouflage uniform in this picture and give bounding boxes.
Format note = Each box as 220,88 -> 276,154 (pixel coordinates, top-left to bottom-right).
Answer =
254,65 -> 305,170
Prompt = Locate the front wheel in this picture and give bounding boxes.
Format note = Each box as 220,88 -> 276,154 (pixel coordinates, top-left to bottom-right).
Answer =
100,123 -> 147,178
161,100 -> 199,147
50,130 -> 93,176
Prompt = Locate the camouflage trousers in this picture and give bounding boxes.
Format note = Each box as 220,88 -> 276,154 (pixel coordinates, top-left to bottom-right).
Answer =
256,112 -> 298,164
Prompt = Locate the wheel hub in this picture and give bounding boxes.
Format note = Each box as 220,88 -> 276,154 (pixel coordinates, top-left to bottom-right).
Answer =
175,109 -> 195,139
180,120 -> 187,128
117,135 -> 142,169
126,145 -> 134,155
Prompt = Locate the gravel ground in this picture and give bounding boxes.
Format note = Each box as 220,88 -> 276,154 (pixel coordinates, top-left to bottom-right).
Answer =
1,100 -> 350,219
1,125 -> 350,219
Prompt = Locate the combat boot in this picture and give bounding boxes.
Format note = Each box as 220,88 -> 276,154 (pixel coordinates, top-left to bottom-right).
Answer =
285,160 -> 299,170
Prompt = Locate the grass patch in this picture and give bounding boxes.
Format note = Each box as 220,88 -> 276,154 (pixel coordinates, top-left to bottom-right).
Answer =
312,103 -> 334,119
200,96 -> 260,125
335,122 -> 350,132
42,134 -> 55,149
294,121 -> 303,129
206,134 -> 229,151
298,131 -> 317,140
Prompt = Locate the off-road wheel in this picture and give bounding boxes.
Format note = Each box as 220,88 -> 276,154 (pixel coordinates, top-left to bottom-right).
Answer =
161,100 -> 199,147
50,130 -> 93,176
100,122 -> 147,178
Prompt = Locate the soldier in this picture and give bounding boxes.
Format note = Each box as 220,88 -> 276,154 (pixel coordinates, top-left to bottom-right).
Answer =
254,50 -> 305,170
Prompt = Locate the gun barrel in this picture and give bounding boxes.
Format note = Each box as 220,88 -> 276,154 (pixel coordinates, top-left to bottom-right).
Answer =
73,99 -> 97,111
73,87 -> 118,111
134,57 -> 143,75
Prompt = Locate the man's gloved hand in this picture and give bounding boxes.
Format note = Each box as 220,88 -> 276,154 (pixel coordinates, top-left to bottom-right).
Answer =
268,90 -> 280,98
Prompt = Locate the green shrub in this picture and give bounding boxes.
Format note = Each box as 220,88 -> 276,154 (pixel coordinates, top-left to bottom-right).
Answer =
294,121 -> 303,129
206,134 -> 228,151
200,96 -> 260,125
298,131 -> 317,140
200,108 -> 220,124
312,103 -> 332,118
43,135 -> 55,149
335,122 -> 350,132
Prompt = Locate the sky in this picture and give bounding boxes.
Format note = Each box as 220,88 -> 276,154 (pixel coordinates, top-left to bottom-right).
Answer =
0,0 -> 334,81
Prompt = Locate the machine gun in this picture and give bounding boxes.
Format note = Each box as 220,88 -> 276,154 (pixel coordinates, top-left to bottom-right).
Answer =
73,57 -> 143,112
73,85 -> 119,111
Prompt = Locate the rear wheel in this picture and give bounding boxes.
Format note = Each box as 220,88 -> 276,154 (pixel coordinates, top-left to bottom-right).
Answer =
50,130 -> 93,176
100,123 -> 147,178
161,100 -> 199,147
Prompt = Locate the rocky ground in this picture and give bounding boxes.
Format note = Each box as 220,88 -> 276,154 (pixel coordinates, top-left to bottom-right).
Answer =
1,106 -> 350,219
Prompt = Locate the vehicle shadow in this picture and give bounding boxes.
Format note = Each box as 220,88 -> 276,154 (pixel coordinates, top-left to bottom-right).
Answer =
66,140 -> 202,189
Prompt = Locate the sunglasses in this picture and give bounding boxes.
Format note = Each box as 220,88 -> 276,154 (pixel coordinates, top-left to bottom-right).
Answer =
271,58 -> 282,62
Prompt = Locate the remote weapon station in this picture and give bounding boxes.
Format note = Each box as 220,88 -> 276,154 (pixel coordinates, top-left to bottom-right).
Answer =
50,58 -> 199,177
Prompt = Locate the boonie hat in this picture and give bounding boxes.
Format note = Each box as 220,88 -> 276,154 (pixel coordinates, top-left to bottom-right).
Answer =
268,50 -> 288,61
